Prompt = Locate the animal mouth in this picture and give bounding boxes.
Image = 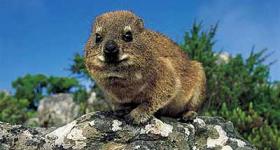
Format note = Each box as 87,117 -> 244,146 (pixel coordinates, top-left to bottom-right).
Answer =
97,54 -> 129,64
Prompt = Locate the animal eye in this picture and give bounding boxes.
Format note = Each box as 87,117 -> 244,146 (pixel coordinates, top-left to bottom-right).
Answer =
122,31 -> 133,42
95,33 -> 102,43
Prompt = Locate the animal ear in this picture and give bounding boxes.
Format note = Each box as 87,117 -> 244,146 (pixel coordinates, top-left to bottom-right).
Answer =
92,16 -> 102,32
95,15 -> 102,22
135,18 -> 144,32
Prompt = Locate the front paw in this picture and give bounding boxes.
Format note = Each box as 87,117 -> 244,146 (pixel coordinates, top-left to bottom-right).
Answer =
125,109 -> 152,125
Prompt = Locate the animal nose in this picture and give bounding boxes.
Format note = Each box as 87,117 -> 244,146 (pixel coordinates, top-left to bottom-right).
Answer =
104,40 -> 119,63
104,40 -> 119,54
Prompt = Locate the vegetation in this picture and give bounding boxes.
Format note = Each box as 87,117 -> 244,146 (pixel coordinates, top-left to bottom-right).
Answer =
0,92 -> 35,124
11,74 -> 87,110
181,22 -> 280,149
0,22 -> 279,149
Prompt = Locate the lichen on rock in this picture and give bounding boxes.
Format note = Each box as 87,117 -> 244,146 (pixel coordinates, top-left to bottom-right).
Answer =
207,125 -> 229,148
111,120 -> 122,131
140,118 -> 173,137
0,111 -> 256,150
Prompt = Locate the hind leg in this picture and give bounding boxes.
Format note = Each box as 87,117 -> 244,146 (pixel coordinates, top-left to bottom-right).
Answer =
182,61 -> 206,122
181,86 -> 204,121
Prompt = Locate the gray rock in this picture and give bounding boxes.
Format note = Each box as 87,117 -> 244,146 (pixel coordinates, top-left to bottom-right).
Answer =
38,93 -> 80,127
0,111 -> 256,150
86,92 -> 110,112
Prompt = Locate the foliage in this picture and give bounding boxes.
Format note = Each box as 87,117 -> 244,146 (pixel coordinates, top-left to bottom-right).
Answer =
70,53 -> 91,79
12,74 -> 87,110
0,92 -> 36,124
47,76 -> 79,94
181,22 -> 280,150
12,74 -> 48,109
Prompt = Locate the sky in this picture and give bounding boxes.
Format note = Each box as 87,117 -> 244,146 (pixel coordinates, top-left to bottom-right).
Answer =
0,0 -> 280,91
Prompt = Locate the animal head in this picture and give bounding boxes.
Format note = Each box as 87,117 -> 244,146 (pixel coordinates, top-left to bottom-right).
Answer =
85,11 -> 154,74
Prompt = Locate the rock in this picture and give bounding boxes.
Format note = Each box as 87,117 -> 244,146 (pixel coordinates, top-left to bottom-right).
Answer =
0,111 -> 256,150
86,92 -> 110,112
37,93 -> 80,127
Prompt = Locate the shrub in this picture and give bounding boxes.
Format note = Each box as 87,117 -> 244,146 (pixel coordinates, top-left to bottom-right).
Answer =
0,92 -> 36,124
12,74 -> 88,110
181,22 -> 280,150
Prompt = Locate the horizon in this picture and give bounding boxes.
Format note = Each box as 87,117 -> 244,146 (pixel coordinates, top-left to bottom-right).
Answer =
1,0 -> 280,91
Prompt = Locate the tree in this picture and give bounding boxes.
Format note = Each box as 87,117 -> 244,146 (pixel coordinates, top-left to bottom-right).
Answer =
12,74 -> 48,109
12,74 -> 86,110
0,92 -> 33,124
181,22 -> 280,149
47,76 -> 80,94
69,53 -> 91,79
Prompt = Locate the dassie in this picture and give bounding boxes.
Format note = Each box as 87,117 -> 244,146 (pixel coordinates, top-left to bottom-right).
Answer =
85,10 -> 206,124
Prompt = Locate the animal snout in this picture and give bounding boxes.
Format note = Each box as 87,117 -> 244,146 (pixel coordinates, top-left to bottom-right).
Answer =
104,40 -> 119,63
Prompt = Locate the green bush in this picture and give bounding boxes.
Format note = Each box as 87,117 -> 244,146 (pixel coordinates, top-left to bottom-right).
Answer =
181,22 -> 280,150
12,74 -> 88,110
12,74 -> 48,109
0,92 -> 36,124
47,76 -> 79,94
1,74 -> 89,124
70,53 -> 91,80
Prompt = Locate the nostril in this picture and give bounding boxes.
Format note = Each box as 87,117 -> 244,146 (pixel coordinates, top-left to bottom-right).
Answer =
104,40 -> 118,53
105,44 -> 116,51
104,40 -> 119,63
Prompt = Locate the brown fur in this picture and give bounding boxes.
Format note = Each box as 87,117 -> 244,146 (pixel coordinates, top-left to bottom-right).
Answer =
85,11 -> 206,124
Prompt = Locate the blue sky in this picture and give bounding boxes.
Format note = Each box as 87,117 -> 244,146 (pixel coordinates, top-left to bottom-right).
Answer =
0,0 -> 279,91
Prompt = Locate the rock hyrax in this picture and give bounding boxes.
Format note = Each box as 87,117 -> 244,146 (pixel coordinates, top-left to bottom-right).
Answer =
85,10 -> 206,124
